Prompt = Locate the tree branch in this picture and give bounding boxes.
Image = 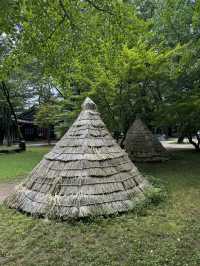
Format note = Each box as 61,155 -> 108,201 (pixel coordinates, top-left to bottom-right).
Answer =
59,0 -> 76,29
55,87 -> 64,98
45,0 -> 75,43
46,16 -> 66,42
85,0 -> 114,15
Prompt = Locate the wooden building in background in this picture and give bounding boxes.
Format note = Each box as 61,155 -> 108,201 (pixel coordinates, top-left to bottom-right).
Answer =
17,107 -> 55,141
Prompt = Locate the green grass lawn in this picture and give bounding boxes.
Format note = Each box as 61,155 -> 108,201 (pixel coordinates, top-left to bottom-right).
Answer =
0,147 -> 51,183
0,148 -> 200,265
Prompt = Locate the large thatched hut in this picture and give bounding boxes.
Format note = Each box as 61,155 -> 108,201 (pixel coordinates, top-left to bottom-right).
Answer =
6,98 -> 150,219
124,118 -> 168,162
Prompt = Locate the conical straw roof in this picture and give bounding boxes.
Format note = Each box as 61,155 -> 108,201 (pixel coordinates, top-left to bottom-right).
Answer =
6,98 -> 150,219
124,118 -> 169,162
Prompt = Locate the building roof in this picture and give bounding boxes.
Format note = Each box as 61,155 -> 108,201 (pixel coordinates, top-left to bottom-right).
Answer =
18,106 -> 38,121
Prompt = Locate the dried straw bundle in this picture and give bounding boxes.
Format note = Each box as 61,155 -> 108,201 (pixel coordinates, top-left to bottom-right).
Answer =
124,118 -> 169,162
5,98 -> 150,219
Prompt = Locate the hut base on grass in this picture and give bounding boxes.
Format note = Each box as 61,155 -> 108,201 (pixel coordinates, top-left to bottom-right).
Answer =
130,153 -> 169,163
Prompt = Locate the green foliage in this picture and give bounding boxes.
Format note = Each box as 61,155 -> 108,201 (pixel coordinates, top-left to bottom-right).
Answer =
0,0 -> 200,149
151,0 -> 195,47
90,42 -> 178,134
35,103 -> 59,129
0,0 -> 20,34
145,187 -> 166,206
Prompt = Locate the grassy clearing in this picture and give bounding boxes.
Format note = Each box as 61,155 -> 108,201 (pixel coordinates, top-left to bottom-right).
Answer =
0,147 -> 51,183
0,148 -> 200,265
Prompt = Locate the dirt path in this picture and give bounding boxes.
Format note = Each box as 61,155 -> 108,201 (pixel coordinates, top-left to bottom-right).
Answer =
161,140 -> 194,150
0,183 -> 17,203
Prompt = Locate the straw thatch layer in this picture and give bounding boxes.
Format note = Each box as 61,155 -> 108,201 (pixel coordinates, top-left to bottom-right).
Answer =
5,98 -> 150,219
124,118 -> 169,162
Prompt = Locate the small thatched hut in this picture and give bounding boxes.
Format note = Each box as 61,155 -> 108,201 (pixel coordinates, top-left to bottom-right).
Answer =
6,98 -> 150,219
124,118 -> 168,162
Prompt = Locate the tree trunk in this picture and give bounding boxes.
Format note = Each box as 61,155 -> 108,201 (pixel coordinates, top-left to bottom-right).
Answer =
0,130 -> 3,145
0,81 -> 26,151
119,133 -> 126,149
187,134 -> 200,151
177,134 -> 185,144
47,127 -> 51,145
6,128 -> 12,146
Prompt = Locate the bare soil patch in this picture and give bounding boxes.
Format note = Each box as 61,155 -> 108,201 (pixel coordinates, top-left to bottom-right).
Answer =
0,183 -> 17,203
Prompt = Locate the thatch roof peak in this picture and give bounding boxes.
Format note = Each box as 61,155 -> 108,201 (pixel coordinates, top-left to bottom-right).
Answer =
131,118 -> 149,131
82,97 -> 96,110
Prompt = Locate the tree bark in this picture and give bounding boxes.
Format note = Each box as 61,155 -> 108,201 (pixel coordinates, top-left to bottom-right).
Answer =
6,129 -> 12,146
0,129 -> 3,145
177,134 -> 185,144
119,133 -> 126,149
187,134 -> 200,151
0,81 -> 26,151
47,127 -> 51,145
